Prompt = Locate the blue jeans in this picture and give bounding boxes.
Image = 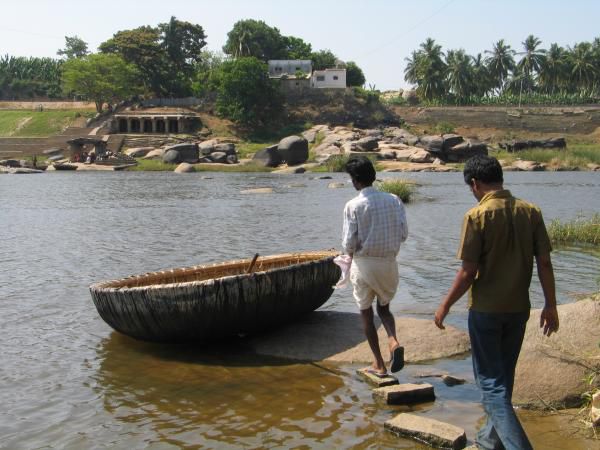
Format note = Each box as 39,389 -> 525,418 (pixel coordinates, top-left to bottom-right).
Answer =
468,310 -> 533,450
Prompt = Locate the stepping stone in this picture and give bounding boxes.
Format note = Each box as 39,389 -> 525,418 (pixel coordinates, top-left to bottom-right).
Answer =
384,413 -> 467,449
356,368 -> 399,387
442,374 -> 466,386
373,383 -> 435,405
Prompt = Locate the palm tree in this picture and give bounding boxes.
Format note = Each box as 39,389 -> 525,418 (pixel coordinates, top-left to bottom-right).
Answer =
415,38 -> 447,100
445,49 -> 474,103
568,42 -> 597,95
404,50 -> 421,85
515,35 -> 546,100
538,43 -> 567,95
485,39 -> 515,94
471,53 -> 491,97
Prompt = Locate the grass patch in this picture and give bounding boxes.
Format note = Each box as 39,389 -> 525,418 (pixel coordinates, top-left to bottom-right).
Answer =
127,159 -> 177,171
376,179 -> 415,203
548,214 -> 600,246
0,110 -> 95,137
490,144 -> 600,169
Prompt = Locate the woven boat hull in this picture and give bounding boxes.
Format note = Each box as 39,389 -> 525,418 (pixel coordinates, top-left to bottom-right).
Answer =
89,251 -> 340,342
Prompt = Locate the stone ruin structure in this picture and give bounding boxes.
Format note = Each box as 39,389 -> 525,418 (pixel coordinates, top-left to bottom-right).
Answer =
110,112 -> 198,134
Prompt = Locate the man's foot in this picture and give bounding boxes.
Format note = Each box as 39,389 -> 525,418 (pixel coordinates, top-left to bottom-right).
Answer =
362,367 -> 388,378
390,345 -> 404,373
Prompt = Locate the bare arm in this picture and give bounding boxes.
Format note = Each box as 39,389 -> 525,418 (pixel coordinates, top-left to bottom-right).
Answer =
434,260 -> 478,329
536,252 -> 559,336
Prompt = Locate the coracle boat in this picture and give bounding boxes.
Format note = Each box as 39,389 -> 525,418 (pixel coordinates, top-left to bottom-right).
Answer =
89,251 -> 340,342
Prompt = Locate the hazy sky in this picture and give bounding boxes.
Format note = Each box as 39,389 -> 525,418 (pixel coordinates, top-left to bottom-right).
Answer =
1,0 -> 598,90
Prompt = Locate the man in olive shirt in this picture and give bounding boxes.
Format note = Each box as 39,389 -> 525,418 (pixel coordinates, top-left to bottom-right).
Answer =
434,155 -> 559,450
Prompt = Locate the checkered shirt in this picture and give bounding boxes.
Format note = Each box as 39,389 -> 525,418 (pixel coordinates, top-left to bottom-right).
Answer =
342,187 -> 408,258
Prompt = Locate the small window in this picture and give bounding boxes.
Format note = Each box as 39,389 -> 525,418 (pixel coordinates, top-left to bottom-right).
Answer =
316,76 -> 325,82
333,75 -> 339,80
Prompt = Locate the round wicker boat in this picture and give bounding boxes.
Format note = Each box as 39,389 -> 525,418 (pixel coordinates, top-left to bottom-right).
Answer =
89,250 -> 340,342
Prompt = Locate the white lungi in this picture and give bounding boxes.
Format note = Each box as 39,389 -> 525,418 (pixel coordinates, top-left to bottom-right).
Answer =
350,256 -> 399,310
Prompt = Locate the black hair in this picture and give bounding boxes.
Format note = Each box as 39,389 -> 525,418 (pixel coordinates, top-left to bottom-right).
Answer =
463,154 -> 503,185
345,156 -> 376,185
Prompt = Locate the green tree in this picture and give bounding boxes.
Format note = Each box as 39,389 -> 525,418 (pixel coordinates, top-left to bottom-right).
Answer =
569,42 -> 597,94
404,38 -> 447,101
223,19 -> 287,61
62,53 -> 141,113
57,36 -> 89,59
538,43 -> 567,94
516,35 -> 546,95
485,39 -> 515,94
445,49 -> 474,103
99,26 -> 166,95
471,53 -> 491,97
310,49 -> 338,70
159,16 -> 207,72
345,61 -> 365,86
192,50 -> 226,96
283,35 -> 312,60
212,57 -> 283,127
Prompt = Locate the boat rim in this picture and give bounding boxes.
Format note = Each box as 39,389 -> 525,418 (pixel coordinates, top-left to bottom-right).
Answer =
89,250 -> 339,292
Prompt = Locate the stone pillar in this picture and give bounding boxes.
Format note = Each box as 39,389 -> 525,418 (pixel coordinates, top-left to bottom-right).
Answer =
152,119 -> 157,133
164,117 -> 169,134
178,117 -> 184,133
127,118 -> 132,133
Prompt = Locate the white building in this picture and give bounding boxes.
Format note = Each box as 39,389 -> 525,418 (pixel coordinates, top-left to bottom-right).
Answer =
311,68 -> 346,89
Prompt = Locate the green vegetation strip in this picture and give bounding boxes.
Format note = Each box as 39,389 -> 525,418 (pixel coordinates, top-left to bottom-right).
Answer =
548,214 -> 600,246
0,110 -> 94,137
491,144 -> 600,168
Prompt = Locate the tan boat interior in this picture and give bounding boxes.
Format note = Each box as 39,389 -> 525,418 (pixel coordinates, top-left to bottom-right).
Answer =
97,251 -> 338,289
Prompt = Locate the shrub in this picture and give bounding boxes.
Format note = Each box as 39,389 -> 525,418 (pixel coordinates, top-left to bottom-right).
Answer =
548,214 -> 600,246
376,179 -> 414,203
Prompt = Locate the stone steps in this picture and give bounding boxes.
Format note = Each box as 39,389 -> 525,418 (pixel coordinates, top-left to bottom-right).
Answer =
358,367 -> 470,448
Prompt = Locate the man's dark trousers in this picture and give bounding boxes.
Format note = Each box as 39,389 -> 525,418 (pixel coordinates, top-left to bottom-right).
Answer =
468,310 -> 533,450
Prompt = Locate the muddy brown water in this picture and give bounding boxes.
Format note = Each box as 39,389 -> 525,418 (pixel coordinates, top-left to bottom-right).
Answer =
1,171 -> 598,448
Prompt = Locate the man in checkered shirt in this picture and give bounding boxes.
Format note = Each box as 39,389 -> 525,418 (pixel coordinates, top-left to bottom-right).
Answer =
342,156 -> 408,377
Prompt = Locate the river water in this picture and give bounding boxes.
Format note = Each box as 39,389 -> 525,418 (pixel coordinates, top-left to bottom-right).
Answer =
1,171 -> 598,449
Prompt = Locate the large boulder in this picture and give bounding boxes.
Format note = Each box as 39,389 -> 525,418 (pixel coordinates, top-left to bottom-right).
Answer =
442,134 -> 464,151
418,135 -> 444,154
252,145 -> 282,167
162,143 -> 199,163
214,143 -> 236,155
409,149 -> 435,163
208,151 -> 228,164
163,149 -> 182,164
125,147 -> 154,158
514,299 -> 600,409
199,139 -> 219,155
355,136 -> 380,152
143,148 -> 165,159
174,163 -> 195,173
278,136 -> 309,165
445,140 -> 488,162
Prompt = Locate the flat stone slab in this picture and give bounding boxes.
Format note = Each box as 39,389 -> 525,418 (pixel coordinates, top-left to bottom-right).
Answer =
240,187 -> 274,194
356,368 -> 399,387
373,383 -> 435,405
248,312 -> 470,363
384,413 -> 467,449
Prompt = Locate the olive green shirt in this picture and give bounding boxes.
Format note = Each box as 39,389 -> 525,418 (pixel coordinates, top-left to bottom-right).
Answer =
457,190 -> 552,313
